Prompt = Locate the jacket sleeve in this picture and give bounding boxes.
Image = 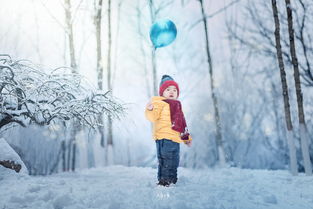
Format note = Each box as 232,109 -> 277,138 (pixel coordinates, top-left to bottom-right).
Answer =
145,101 -> 163,122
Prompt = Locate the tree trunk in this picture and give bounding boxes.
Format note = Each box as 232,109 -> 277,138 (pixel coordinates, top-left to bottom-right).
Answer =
199,0 -> 225,165
106,0 -> 114,165
112,0 -> 123,90
71,124 -> 77,171
99,116 -> 105,148
271,0 -> 298,175
148,0 -> 158,96
71,142 -> 76,171
64,0 -> 77,72
95,0 -> 104,90
50,143 -> 63,174
87,137 -> 95,168
65,0 -> 78,172
136,0 -> 151,98
94,0 -> 106,149
62,140 -> 66,172
285,0 -> 312,175
67,139 -> 71,171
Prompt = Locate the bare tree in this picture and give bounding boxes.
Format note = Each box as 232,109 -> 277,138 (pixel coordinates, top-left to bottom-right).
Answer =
198,0 -> 225,165
93,0 -> 107,152
271,0 -> 298,175
226,0 -> 313,172
291,0 -> 313,86
106,0 -> 114,165
64,0 -> 79,171
284,0 -> 312,175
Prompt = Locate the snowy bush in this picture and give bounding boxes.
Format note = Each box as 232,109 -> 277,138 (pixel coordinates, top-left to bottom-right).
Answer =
0,55 -> 124,129
0,55 -> 125,173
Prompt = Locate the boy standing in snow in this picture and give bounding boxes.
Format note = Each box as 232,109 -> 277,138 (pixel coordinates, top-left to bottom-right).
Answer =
145,75 -> 192,187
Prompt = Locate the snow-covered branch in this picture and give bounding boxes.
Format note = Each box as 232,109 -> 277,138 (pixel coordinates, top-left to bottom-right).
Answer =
0,160 -> 21,172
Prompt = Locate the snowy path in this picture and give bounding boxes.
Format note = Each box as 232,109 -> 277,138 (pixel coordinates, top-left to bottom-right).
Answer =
1,166 -> 313,209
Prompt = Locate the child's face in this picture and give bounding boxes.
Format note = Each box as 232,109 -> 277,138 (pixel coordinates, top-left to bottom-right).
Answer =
162,85 -> 178,99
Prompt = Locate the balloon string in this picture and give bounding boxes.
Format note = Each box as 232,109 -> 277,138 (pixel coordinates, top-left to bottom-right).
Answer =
152,47 -> 156,58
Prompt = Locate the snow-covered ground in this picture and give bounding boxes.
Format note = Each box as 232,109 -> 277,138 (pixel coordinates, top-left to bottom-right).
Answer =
1,165 -> 313,209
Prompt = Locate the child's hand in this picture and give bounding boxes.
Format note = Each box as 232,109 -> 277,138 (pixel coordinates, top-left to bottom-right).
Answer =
184,141 -> 192,147
146,102 -> 154,111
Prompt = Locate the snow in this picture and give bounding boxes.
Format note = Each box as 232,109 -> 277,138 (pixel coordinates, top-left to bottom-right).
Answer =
1,165 -> 313,209
0,138 -> 28,175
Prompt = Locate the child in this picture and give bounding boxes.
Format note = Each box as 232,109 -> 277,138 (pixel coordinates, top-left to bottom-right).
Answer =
145,75 -> 192,187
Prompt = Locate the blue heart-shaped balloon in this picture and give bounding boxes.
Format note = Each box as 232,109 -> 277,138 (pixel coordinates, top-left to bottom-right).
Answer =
149,19 -> 177,49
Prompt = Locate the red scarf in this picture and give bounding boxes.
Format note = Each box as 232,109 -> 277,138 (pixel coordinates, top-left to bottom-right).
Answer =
163,99 -> 190,140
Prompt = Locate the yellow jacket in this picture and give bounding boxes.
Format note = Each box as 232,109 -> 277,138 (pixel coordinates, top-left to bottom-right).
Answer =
145,96 -> 192,143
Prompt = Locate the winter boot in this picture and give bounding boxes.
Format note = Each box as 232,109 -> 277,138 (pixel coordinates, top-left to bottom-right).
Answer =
157,180 -> 170,187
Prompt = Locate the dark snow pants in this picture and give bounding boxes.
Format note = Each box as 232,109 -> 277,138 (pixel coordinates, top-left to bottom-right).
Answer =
156,139 -> 180,184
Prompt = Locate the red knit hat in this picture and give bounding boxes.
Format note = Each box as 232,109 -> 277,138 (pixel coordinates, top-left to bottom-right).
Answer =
159,75 -> 179,97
